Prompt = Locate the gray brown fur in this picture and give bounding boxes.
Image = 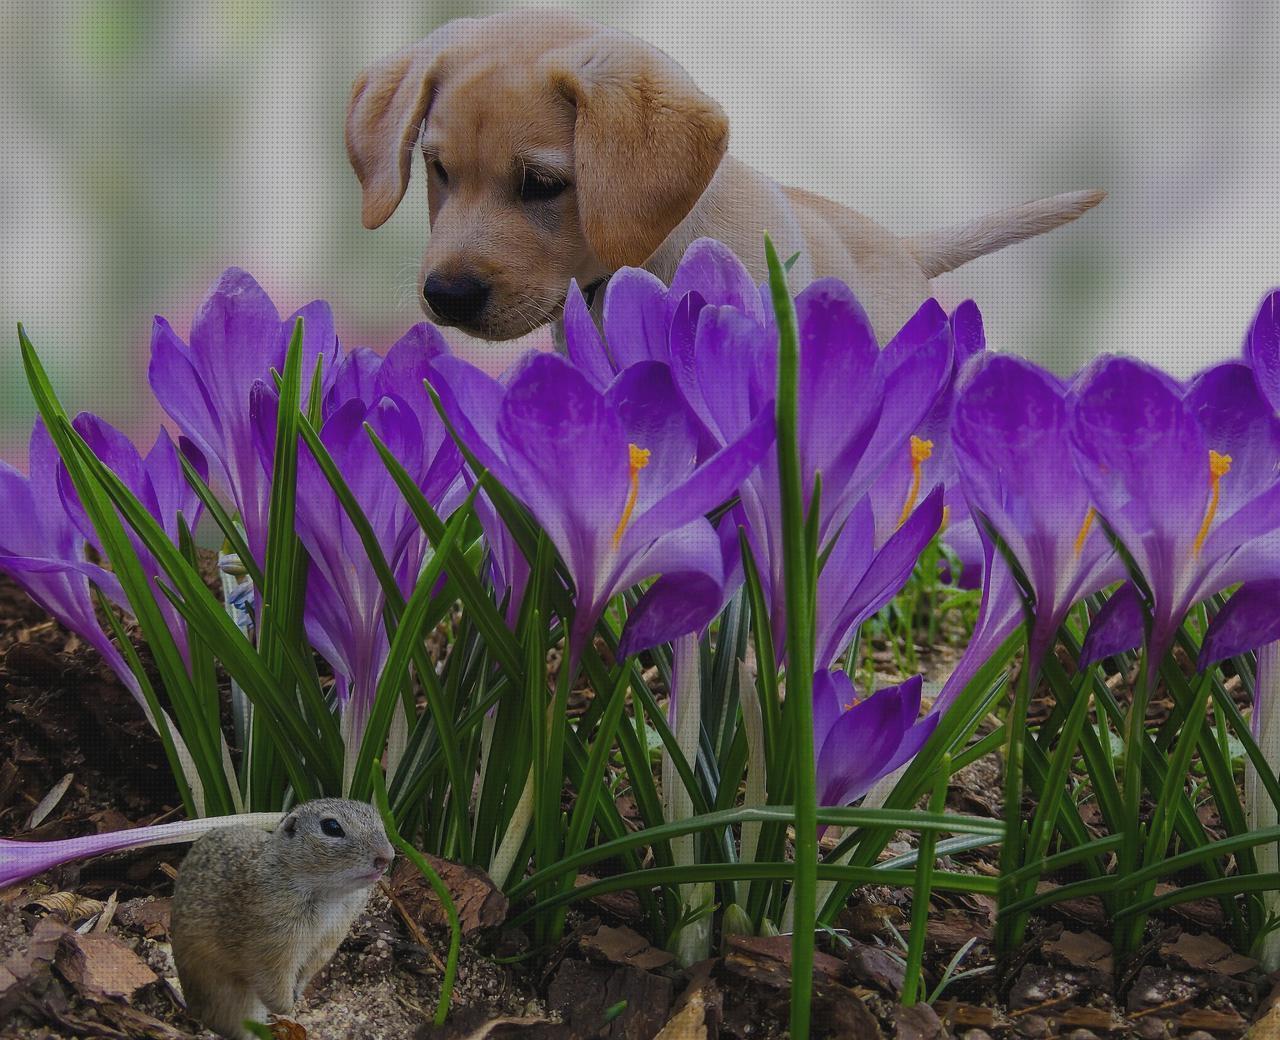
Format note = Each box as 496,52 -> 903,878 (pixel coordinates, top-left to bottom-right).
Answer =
170,798 -> 395,1039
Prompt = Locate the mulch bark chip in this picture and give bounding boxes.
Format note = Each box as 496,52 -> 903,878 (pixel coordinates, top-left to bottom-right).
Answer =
389,854 -> 510,936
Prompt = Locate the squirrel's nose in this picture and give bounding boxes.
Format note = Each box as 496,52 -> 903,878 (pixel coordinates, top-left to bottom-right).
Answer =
374,847 -> 394,872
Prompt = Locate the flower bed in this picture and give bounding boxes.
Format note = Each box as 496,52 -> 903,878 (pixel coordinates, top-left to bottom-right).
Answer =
2,237 -> 1279,1037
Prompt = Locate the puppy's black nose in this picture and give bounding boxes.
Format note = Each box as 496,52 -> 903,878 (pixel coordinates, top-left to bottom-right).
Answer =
423,274 -> 490,324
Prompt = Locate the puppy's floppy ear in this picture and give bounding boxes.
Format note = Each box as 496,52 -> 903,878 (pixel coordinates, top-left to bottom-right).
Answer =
345,23 -> 464,230
546,31 -> 729,269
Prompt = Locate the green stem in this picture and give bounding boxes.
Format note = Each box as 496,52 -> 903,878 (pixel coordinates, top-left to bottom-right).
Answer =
372,761 -> 458,1026
765,235 -> 817,1040
902,755 -> 949,1005
996,645 -> 1036,956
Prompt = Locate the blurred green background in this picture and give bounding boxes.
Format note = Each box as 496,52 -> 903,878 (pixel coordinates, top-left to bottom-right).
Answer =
2,0 -> 1278,464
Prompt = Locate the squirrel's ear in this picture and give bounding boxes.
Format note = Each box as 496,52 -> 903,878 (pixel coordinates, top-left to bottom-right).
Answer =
281,812 -> 299,837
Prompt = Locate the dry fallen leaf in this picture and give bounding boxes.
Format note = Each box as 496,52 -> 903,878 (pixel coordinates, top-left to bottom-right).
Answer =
55,929 -> 158,1000
27,891 -> 106,923
1251,1000 -> 1280,1039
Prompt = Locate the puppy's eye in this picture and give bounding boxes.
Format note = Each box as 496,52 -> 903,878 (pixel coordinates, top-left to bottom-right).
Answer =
432,160 -> 449,185
520,168 -> 567,203
320,818 -> 345,838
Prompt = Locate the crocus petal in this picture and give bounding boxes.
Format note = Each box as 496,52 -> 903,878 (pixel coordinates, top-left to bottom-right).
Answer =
1200,581 -> 1280,668
375,322 -> 452,432
282,299 -> 342,409
70,413 -> 158,525
941,497 -> 985,590
605,361 -> 701,516
603,267 -> 670,369
563,280 -> 615,391
187,268 -> 284,420
497,354 -> 630,600
840,299 -> 952,508
1185,362 -> 1280,522
950,299 -> 986,364
1079,582 -> 1145,668
428,356 -> 510,476
815,673 -> 931,807
794,279 -> 883,497
953,353 -> 1116,639
146,430 -> 207,544
618,570 -> 725,658
1068,356 -> 1208,578
1245,289 -> 1280,413
147,316 -> 222,468
326,346 -> 385,413
668,238 -> 765,324
616,517 -> 725,596
691,304 -> 774,446
934,539 -> 1023,713
621,407 -> 775,555
818,486 -> 944,667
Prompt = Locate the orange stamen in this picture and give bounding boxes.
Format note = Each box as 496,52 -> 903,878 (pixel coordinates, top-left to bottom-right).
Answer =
896,436 -> 934,529
1072,506 -> 1096,557
1191,450 -> 1232,555
611,443 -> 651,548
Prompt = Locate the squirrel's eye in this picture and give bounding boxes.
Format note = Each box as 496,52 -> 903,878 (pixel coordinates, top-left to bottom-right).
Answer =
519,167 -> 567,203
320,818 -> 345,838
432,160 -> 449,185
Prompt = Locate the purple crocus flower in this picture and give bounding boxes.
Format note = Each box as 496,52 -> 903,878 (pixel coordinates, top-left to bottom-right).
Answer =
815,299 -> 986,668
1068,357 -> 1280,665
0,421 -> 133,691
712,283 -> 952,659
953,354 -> 1124,673
57,415 -> 209,666
813,670 -> 938,810
149,268 -> 342,565
429,352 -> 775,668
563,238 -> 769,391
252,331 -> 461,777
870,299 -> 986,544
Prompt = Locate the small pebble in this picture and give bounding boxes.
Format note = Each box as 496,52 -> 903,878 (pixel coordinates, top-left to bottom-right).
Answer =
1132,1018 -> 1172,1040
1013,1013 -> 1050,1038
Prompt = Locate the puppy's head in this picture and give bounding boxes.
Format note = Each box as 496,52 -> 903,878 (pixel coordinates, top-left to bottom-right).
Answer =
345,11 -> 728,340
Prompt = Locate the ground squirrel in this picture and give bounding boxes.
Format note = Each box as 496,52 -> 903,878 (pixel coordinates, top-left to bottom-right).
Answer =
170,798 -> 395,1040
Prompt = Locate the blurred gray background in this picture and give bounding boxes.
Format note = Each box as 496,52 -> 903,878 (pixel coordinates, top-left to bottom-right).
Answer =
2,0 -> 1278,463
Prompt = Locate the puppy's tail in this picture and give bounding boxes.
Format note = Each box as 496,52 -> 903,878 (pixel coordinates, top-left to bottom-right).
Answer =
906,189 -> 1105,279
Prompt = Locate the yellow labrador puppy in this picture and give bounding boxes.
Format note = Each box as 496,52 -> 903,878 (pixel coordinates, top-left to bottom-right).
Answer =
346,9 -> 1101,344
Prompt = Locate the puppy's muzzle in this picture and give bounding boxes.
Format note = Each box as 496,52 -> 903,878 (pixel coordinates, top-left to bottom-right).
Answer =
423,273 -> 490,325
